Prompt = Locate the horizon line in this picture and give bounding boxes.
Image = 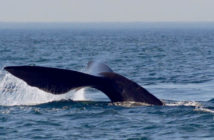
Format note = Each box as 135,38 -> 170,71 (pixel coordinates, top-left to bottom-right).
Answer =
1,21 -> 214,24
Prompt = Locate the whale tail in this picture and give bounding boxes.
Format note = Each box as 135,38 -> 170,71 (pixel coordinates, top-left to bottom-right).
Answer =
4,63 -> 163,105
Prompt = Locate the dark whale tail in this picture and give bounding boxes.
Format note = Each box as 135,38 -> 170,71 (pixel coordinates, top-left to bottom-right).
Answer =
4,63 -> 163,105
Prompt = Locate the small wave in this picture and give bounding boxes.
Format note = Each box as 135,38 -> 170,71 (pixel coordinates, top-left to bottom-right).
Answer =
34,100 -> 109,108
110,100 -> 202,108
194,106 -> 214,113
165,101 -> 201,107
165,100 -> 214,114
111,101 -> 151,107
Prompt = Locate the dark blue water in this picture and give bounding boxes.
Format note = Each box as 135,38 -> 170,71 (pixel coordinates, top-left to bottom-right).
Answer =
1,24 -> 214,139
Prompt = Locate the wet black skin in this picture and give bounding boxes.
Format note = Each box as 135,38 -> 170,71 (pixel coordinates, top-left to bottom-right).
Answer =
4,66 -> 163,105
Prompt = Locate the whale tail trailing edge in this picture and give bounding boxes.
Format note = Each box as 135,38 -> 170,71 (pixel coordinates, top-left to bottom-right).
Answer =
4,66 -> 105,94
4,63 -> 163,105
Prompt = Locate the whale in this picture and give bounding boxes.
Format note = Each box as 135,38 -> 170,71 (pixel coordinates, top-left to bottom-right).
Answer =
4,61 -> 163,105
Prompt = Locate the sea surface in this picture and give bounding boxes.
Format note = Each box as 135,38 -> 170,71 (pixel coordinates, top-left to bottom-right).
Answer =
1,23 -> 214,139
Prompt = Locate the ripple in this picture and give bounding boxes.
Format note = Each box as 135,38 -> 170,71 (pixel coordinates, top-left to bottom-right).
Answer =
1,27 -> 214,139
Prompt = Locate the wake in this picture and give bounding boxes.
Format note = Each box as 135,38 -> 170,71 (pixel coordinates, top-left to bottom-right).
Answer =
112,100 -> 214,113
166,100 -> 214,113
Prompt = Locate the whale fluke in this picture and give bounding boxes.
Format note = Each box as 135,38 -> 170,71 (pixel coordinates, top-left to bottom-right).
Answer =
4,64 -> 163,105
4,66 -> 104,94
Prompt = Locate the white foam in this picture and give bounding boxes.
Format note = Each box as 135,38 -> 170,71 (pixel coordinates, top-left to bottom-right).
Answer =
112,101 -> 151,107
165,100 -> 214,114
73,88 -> 86,101
0,73 -> 81,106
165,101 -> 201,107
194,106 -> 214,113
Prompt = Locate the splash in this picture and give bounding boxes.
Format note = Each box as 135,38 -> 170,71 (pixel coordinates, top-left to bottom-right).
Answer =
85,60 -> 113,76
73,88 -> 86,101
0,61 -> 113,106
0,72 -> 85,106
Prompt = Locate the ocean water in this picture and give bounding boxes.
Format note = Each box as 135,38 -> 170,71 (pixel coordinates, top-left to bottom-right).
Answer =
1,24 -> 214,139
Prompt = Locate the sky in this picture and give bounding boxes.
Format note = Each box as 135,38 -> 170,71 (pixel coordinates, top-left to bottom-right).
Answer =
0,0 -> 214,22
